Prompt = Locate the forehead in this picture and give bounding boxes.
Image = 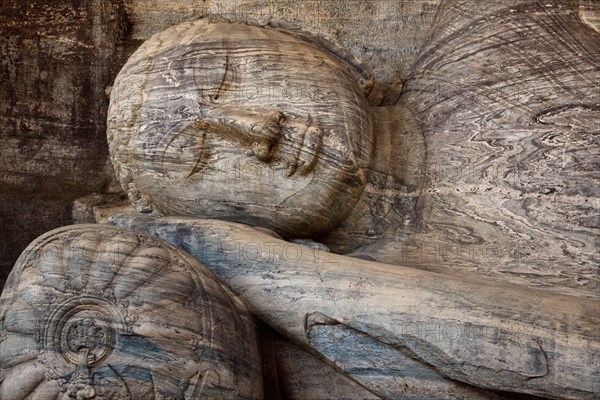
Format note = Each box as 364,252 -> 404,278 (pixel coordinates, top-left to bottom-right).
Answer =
111,21 -> 372,162
138,25 -> 361,111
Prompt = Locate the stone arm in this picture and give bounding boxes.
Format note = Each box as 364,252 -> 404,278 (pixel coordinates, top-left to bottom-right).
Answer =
110,213 -> 600,400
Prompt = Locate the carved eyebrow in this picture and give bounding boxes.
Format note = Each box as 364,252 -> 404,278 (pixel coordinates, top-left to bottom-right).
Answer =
213,53 -> 233,102
186,133 -> 208,180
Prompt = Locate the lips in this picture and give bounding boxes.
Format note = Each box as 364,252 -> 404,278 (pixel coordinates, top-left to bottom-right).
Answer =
287,123 -> 324,177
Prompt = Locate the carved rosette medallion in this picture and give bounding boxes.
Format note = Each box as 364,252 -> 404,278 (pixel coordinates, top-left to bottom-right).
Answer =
43,297 -> 120,375
0,225 -> 263,399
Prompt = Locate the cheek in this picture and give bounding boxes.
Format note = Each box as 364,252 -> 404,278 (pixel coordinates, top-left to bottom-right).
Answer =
196,153 -> 315,203
148,123 -> 358,210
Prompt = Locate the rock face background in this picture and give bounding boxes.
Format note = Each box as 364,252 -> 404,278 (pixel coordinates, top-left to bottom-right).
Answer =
0,0 -> 132,289
0,0 -> 441,288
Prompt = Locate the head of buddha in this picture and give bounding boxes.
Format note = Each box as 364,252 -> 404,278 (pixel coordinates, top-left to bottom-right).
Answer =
108,21 -> 374,238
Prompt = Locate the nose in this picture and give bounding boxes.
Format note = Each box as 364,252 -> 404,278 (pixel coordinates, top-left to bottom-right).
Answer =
196,107 -> 287,163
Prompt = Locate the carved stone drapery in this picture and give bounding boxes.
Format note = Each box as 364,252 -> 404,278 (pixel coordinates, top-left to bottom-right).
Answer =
109,213 -> 600,400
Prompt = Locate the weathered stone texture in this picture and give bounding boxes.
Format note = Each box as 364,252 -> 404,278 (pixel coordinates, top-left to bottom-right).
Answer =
2,1 -> 599,398
394,0 -> 600,298
0,0 -> 131,287
108,213 -> 600,399
327,0 -> 600,300
107,20 -> 375,238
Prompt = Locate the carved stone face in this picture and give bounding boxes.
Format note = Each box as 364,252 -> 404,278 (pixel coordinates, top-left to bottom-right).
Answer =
108,21 -> 374,237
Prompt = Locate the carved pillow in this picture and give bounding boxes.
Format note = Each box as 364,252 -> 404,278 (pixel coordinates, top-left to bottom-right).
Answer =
0,225 -> 262,399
